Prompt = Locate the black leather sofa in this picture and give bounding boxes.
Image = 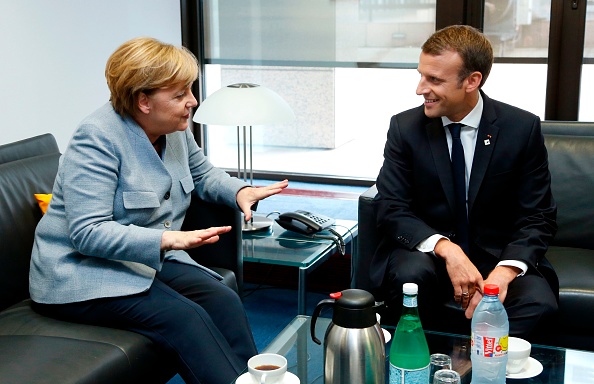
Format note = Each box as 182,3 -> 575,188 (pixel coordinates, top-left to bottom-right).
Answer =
0,134 -> 243,383
356,121 -> 594,352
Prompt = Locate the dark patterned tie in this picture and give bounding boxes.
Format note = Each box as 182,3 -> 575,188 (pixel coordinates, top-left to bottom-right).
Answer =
448,123 -> 469,253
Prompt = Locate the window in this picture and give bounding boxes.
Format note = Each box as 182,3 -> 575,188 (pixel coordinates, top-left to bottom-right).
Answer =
482,0 -> 551,118
202,0 -> 436,182
195,0 -> 591,183
580,1 -> 594,121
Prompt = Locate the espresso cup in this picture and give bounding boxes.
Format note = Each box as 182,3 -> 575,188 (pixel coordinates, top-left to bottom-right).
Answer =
506,337 -> 531,374
247,353 -> 287,384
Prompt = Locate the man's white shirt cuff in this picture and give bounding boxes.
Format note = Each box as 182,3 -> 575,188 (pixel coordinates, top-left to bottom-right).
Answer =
497,260 -> 527,276
416,235 -> 529,276
416,234 -> 447,254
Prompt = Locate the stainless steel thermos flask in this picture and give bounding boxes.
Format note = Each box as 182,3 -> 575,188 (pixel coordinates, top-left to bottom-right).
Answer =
311,289 -> 385,384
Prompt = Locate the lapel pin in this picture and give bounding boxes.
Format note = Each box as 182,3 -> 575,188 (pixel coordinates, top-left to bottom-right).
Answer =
484,134 -> 492,146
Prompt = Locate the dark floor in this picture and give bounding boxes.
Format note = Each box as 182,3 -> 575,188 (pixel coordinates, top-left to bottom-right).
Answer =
167,181 -> 365,383
242,284 -> 331,351
166,284 -> 332,384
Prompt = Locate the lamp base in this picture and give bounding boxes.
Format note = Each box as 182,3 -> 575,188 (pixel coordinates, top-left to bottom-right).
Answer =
242,215 -> 274,232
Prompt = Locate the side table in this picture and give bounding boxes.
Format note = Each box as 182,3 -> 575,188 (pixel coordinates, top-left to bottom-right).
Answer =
258,315 -> 594,384
242,219 -> 358,315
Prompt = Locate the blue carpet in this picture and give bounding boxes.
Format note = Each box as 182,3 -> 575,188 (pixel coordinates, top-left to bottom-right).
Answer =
242,285 -> 330,352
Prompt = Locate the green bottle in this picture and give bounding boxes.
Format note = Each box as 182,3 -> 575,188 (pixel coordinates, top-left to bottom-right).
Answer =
389,283 -> 430,384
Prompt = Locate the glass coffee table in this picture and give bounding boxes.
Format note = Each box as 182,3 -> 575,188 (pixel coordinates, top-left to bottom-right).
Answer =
251,315 -> 594,384
242,219 -> 358,315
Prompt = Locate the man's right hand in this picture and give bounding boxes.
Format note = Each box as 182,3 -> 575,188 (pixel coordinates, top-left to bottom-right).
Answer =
434,238 -> 483,310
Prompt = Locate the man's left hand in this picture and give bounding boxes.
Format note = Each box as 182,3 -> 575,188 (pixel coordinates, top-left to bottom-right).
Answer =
464,265 -> 521,319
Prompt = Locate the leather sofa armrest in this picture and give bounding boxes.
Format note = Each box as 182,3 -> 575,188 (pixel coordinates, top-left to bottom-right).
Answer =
0,133 -> 59,164
181,195 -> 243,293
354,185 -> 379,292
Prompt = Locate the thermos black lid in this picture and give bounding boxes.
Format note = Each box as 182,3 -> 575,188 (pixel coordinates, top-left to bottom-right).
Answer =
332,289 -> 377,329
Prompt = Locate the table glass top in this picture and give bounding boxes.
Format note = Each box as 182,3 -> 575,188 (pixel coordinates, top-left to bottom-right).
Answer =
242,219 -> 357,268
250,315 -> 594,384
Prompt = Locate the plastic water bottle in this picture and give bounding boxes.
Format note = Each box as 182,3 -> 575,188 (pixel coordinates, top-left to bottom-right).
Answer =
389,283 -> 430,384
471,284 -> 509,384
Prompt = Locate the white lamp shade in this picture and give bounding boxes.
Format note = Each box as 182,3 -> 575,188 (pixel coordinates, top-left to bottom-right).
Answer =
193,83 -> 295,126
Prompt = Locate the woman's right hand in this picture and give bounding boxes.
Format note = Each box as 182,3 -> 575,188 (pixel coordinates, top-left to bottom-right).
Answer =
161,226 -> 232,251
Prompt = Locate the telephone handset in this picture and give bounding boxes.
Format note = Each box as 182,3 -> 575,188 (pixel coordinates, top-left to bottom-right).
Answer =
275,210 -> 335,235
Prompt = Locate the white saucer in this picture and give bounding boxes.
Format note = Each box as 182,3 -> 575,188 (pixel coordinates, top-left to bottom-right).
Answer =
382,328 -> 391,343
236,371 -> 300,384
506,357 -> 543,379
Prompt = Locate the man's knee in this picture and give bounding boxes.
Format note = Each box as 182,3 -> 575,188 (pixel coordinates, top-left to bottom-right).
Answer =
505,275 -> 558,337
506,275 -> 557,314
380,250 -> 440,322
386,249 -> 437,285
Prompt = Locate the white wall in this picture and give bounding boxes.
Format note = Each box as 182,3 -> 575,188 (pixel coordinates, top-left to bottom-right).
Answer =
0,0 -> 182,151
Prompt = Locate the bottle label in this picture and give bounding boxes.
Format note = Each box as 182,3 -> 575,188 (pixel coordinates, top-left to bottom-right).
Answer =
403,295 -> 417,308
471,332 -> 508,358
389,363 -> 429,384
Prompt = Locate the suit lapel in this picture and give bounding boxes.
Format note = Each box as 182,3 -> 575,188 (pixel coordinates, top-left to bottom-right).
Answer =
427,119 -> 456,213
162,134 -> 187,182
468,93 -> 499,212
123,116 -> 172,180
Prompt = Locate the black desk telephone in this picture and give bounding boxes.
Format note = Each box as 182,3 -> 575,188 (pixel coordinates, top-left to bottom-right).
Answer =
275,210 -> 335,235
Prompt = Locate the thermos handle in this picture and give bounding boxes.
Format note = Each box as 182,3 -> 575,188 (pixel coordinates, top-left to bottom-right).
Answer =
310,298 -> 335,345
373,301 -> 385,320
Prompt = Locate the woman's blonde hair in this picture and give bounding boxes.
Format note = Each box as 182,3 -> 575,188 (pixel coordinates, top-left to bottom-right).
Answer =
105,37 -> 198,117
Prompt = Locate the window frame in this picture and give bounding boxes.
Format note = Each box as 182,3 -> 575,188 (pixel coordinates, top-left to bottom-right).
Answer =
181,0 -> 590,184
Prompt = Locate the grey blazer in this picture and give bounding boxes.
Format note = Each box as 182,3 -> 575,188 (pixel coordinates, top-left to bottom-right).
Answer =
29,103 -> 248,304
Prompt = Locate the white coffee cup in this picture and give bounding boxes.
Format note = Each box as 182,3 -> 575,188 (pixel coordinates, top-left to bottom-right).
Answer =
507,337 -> 531,374
247,353 -> 287,384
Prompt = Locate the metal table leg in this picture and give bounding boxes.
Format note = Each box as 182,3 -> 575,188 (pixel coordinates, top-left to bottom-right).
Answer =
296,317 -> 309,383
298,267 -> 307,315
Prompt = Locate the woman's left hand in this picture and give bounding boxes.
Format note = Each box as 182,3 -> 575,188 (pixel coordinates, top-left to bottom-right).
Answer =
236,179 -> 289,221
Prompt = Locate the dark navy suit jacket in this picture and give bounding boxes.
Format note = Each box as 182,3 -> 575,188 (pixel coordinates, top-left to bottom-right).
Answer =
371,91 -> 558,293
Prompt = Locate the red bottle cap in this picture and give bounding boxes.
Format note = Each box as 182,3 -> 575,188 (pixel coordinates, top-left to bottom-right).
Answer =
483,284 -> 499,295
329,292 -> 342,299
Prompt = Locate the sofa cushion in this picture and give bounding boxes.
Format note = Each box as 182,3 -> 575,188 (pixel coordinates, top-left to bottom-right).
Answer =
545,134 -> 594,250
34,193 -> 52,214
0,335 -> 132,384
0,300 -> 175,383
545,246 -> 594,331
0,153 -> 60,311
0,133 -> 59,164
355,185 -> 379,293
183,194 -> 243,293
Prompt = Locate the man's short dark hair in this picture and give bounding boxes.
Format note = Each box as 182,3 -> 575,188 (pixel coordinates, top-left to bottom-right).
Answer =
422,25 -> 494,88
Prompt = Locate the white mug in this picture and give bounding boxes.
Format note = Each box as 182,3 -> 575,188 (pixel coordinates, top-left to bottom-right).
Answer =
247,353 -> 287,384
507,337 -> 531,374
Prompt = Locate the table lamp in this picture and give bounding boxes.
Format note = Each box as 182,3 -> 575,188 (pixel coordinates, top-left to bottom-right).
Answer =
193,83 -> 296,231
